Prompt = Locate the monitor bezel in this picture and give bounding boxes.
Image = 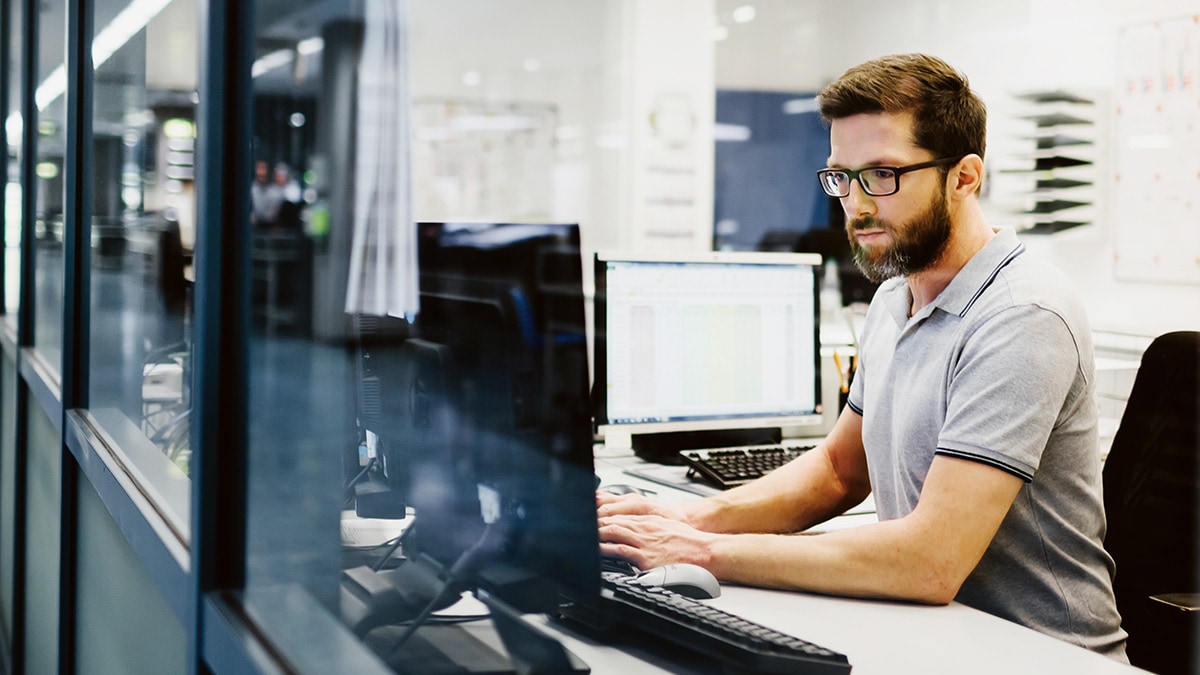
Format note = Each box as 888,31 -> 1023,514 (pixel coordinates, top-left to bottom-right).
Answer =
593,249 -> 825,448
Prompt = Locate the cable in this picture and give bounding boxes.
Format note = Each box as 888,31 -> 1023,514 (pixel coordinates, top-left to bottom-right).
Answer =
370,534 -> 405,572
384,519 -> 510,660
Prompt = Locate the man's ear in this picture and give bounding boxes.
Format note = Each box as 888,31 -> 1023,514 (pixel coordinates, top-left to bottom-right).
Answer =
951,154 -> 985,198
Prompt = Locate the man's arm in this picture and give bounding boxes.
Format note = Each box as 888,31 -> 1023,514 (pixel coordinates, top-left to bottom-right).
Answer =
596,405 -> 873,534
599,452 -> 1024,605
686,406 -> 873,534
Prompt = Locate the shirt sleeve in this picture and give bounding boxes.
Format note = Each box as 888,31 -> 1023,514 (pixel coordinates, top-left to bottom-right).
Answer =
934,304 -> 1084,481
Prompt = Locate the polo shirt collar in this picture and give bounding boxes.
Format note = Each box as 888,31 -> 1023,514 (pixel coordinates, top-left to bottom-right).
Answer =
880,227 -> 1025,326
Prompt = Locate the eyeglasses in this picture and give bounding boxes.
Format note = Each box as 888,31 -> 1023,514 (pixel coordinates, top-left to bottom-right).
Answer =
817,157 -> 961,198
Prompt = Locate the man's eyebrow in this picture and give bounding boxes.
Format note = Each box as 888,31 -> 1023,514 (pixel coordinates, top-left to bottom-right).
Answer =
825,157 -> 905,170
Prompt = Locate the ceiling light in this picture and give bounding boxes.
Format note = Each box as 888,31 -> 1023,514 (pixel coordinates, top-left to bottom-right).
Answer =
252,49 -> 294,78
36,0 -> 175,111
712,25 -> 730,42
732,5 -> 756,23
297,37 -> 325,56
462,71 -> 482,87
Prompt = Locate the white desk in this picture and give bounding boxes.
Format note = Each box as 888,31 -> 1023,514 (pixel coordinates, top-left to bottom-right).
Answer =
552,447 -> 1145,674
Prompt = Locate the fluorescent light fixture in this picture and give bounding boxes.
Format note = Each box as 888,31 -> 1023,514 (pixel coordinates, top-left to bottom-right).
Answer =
93,0 -> 175,68
782,97 -> 819,115
712,25 -> 730,42
38,0 -> 176,111
522,57 -> 542,73
713,123 -> 751,142
161,117 -> 194,139
252,49 -> 294,78
36,161 -> 59,179
462,70 -> 482,87
35,68 -> 68,111
297,37 -> 325,56
5,114 -> 20,142
732,5 -> 756,23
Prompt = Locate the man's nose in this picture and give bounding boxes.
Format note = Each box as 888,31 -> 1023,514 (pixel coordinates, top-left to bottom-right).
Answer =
841,180 -> 876,220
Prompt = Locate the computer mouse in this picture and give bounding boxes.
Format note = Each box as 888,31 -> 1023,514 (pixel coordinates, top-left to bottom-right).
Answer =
599,483 -> 648,496
634,564 -> 721,599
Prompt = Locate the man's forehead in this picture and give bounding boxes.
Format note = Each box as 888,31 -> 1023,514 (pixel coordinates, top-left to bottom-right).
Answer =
828,111 -> 919,165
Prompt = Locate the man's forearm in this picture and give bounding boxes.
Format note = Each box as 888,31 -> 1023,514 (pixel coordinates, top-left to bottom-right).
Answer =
684,445 -> 868,535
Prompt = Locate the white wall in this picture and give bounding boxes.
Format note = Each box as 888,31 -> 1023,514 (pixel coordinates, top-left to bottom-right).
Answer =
715,0 -> 1200,336
406,0 -> 1200,337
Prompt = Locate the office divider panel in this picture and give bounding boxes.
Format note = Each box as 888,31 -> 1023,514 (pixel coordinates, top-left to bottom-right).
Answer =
0,353 -> 15,645
75,476 -> 186,673
23,402 -> 60,675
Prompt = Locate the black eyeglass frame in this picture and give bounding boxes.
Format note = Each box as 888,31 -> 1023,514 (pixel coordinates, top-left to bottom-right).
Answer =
817,156 -> 962,198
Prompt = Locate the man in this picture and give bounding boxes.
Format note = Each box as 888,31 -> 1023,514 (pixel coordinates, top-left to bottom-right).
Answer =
251,160 -> 275,226
597,53 -> 1128,660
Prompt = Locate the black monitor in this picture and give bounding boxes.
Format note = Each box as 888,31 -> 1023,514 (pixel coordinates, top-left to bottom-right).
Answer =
593,250 -> 825,462
345,222 -> 598,672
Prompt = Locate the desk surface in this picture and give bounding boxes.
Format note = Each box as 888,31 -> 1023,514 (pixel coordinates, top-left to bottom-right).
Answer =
561,447 -> 1144,674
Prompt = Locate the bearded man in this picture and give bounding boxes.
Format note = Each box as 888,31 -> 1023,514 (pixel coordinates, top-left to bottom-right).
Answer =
596,53 -> 1129,662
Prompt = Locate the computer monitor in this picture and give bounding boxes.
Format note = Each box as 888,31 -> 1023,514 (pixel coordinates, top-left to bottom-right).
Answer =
352,221 -> 593,523
346,222 -> 599,671
593,250 -> 824,461
348,220 -> 600,667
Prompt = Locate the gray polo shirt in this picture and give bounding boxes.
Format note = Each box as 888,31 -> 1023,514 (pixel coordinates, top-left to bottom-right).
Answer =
846,227 -> 1128,659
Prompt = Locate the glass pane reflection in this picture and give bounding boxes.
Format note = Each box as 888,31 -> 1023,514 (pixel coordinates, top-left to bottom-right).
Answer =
87,0 -> 197,530
245,1 -> 614,669
4,0 -> 24,321
33,0 -> 67,369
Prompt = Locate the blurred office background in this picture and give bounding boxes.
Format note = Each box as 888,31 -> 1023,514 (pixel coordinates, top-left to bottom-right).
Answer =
0,0 -> 1197,673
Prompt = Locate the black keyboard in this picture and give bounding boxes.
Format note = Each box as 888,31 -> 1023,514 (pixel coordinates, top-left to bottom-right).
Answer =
680,445 -> 813,489
564,572 -> 850,674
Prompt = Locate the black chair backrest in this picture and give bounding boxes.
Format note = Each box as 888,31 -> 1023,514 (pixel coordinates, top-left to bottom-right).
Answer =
1102,330 -> 1200,673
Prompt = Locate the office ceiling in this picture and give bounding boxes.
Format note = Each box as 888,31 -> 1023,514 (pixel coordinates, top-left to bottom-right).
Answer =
31,0 -> 835,133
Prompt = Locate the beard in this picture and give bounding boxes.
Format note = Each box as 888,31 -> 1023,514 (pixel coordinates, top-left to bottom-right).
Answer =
846,186 -> 952,283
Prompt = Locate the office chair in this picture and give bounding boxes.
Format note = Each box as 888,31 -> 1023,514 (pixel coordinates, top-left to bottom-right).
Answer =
1102,330 -> 1200,675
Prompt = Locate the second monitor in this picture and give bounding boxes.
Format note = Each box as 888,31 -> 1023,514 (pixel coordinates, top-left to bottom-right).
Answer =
593,250 -> 824,462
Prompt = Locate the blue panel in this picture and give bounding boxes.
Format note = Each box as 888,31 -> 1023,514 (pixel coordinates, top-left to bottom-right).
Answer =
0,351 -> 16,641
75,475 -> 186,674
23,401 -> 59,675
714,90 -> 832,251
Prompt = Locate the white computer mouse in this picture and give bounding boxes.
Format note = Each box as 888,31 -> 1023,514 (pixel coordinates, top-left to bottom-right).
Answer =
634,563 -> 722,599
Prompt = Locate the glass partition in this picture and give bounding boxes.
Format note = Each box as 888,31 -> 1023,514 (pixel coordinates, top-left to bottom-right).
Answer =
87,0 -> 196,533
243,0 -> 618,668
4,0 -> 24,322
33,0 -> 67,370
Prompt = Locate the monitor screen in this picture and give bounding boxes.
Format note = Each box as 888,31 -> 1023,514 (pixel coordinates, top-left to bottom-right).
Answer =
384,222 -> 599,611
594,250 -> 824,450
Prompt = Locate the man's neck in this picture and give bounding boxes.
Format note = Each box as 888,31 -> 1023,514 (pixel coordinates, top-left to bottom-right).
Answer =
906,204 -> 994,316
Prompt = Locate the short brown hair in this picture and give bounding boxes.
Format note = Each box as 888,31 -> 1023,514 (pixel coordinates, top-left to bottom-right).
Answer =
818,53 -> 986,163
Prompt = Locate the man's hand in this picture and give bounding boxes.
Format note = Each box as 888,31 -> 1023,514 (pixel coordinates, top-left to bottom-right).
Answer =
598,509 -> 720,571
596,491 -> 695,522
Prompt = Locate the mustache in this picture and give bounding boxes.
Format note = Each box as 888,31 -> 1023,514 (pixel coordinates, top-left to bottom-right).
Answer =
848,216 -> 882,232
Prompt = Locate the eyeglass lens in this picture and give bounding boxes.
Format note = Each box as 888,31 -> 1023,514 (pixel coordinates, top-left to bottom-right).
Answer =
821,168 -> 896,197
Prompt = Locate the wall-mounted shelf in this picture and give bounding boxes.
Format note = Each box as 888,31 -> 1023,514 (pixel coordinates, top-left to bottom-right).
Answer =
987,89 -> 1105,236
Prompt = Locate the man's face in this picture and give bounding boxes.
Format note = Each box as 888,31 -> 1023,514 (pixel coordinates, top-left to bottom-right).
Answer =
827,112 -> 953,283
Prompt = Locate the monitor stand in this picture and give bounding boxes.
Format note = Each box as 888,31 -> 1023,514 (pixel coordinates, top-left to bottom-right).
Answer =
630,427 -> 782,464
371,592 -> 589,674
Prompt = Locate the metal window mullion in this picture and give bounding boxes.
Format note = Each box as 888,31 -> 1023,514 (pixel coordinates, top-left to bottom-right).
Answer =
58,0 -> 93,670
0,0 -> 9,317
192,0 -> 254,673
9,0 -> 39,671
